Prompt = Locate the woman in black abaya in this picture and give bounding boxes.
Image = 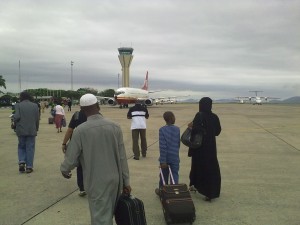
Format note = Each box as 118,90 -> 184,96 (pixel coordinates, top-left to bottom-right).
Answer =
188,97 -> 221,201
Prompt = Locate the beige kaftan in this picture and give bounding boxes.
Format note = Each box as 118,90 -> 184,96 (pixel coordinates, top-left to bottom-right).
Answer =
60,114 -> 130,225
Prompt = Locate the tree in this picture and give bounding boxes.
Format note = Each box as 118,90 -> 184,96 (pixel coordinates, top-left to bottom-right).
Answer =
77,87 -> 98,95
0,75 -> 6,93
98,89 -> 115,97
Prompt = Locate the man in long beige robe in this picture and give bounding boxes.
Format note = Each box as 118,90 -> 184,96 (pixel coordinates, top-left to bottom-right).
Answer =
60,94 -> 131,225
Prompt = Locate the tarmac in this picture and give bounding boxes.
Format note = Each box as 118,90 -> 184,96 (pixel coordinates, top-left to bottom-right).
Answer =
0,103 -> 300,225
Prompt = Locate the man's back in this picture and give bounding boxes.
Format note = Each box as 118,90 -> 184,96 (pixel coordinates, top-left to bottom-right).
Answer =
69,114 -> 129,194
127,104 -> 149,129
14,100 -> 39,136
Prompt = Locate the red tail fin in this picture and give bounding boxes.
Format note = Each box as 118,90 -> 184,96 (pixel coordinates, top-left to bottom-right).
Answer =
141,71 -> 148,90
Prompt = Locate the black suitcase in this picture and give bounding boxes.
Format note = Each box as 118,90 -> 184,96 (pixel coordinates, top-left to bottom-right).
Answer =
115,194 -> 147,225
159,167 -> 196,224
48,117 -> 54,124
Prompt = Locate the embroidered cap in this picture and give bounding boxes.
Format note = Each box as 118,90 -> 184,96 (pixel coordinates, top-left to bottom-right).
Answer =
80,94 -> 97,106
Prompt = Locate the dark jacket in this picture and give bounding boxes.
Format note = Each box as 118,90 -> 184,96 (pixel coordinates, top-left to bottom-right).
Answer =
14,100 -> 39,136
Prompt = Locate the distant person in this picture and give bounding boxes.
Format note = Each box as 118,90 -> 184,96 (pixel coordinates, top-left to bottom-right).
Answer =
155,111 -> 180,196
35,100 -> 41,119
67,98 -> 72,111
60,93 -> 131,225
127,101 -> 149,160
62,109 -> 87,196
40,100 -> 46,113
54,103 -> 65,133
188,97 -> 221,202
14,91 -> 39,173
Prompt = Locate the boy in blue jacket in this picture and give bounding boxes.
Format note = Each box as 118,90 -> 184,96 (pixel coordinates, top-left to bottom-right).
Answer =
155,111 -> 180,195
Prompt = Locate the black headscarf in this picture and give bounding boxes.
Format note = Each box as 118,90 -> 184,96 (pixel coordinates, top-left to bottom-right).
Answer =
199,97 -> 212,113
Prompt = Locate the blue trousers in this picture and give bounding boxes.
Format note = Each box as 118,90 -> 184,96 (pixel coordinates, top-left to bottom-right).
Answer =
18,136 -> 36,168
159,163 -> 179,188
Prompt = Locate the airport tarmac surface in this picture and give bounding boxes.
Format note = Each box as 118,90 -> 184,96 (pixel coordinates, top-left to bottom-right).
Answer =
0,103 -> 299,225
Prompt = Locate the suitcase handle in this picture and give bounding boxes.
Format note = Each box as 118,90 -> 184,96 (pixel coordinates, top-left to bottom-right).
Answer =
159,165 -> 175,185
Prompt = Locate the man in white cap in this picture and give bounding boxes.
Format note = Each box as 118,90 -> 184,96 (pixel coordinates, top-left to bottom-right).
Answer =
60,93 -> 131,225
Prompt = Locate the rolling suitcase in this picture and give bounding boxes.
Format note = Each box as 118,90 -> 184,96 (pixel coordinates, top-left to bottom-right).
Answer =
159,166 -> 196,224
115,194 -> 147,225
48,117 -> 54,124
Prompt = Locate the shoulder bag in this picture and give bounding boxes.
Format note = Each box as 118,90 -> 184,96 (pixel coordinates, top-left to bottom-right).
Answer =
181,128 -> 203,149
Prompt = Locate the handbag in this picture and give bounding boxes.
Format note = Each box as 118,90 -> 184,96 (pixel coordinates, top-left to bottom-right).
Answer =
181,128 -> 203,149
62,117 -> 67,127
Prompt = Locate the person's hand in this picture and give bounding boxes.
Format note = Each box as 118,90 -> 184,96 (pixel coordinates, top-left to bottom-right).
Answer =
160,163 -> 168,169
62,144 -> 68,153
123,185 -> 132,195
188,122 -> 193,129
61,171 -> 72,179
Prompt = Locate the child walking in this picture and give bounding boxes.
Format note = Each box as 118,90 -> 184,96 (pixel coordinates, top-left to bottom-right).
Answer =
155,111 -> 181,195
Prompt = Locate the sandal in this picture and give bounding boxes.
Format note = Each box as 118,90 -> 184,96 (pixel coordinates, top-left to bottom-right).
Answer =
189,185 -> 197,192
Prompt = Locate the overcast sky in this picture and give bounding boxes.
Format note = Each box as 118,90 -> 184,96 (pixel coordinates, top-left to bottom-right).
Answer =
0,0 -> 299,100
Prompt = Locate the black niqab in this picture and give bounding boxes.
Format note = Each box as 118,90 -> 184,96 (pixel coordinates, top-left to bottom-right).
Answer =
199,97 -> 212,113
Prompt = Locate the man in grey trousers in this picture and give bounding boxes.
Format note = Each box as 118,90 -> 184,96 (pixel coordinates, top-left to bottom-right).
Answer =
14,91 -> 39,173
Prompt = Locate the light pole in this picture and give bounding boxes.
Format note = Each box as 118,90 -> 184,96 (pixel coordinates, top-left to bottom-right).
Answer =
19,60 -> 21,93
71,61 -> 74,91
118,73 -> 120,88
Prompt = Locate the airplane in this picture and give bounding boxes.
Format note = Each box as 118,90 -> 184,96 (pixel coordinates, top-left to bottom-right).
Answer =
154,95 -> 190,105
237,91 -> 280,105
107,71 -> 154,108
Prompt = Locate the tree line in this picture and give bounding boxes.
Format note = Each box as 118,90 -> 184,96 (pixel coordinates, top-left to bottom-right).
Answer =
0,75 -> 115,106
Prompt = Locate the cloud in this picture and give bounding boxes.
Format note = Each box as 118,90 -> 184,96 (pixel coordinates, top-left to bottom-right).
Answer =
0,0 -> 299,99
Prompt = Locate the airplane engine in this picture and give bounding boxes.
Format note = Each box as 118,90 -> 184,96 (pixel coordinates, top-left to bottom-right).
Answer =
144,98 -> 153,106
107,98 -> 117,106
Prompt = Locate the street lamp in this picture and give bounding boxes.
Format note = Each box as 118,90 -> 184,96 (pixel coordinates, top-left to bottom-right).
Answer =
71,61 -> 74,91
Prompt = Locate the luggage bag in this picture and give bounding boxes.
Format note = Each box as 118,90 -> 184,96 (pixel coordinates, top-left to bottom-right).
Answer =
48,117 -> 54,124
159,166 -> 196,224
115,194 -> 147,225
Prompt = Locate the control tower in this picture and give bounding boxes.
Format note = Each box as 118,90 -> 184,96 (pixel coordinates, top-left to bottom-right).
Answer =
118,47 -> 134,87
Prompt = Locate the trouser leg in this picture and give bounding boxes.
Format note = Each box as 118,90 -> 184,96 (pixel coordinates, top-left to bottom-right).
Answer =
131,129 -> 140,158
25,136 -> 36,168
140,129 -> 147,156
77,164 -> 84,191
18,136 -> 26,165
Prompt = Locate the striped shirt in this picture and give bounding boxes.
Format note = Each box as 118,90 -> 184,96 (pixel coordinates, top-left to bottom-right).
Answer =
159,125 -> 181,164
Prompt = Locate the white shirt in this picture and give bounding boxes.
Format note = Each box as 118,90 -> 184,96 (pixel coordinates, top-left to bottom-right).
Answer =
55,105 -> 65,115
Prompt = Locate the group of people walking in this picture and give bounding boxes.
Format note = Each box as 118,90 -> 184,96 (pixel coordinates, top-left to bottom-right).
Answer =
13,91 -> 221,225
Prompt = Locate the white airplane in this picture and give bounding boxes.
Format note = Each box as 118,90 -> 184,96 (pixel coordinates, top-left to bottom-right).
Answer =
237,91 -> 280,105
154,95 -> 190,105
107,71 -> 154,108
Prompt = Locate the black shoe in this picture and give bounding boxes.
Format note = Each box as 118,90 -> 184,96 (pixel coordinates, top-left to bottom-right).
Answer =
142,154 -> 146,158
19,163 -> 25,173
133,157 -> 139,160
26,168 -> 33,173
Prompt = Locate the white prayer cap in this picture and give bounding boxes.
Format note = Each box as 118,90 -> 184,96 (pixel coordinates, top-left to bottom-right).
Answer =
80,94 -> 97,106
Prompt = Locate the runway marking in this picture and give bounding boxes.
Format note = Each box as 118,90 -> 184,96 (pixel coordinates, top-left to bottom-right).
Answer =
20,188 -> 78,225
248,118 -> 300,152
